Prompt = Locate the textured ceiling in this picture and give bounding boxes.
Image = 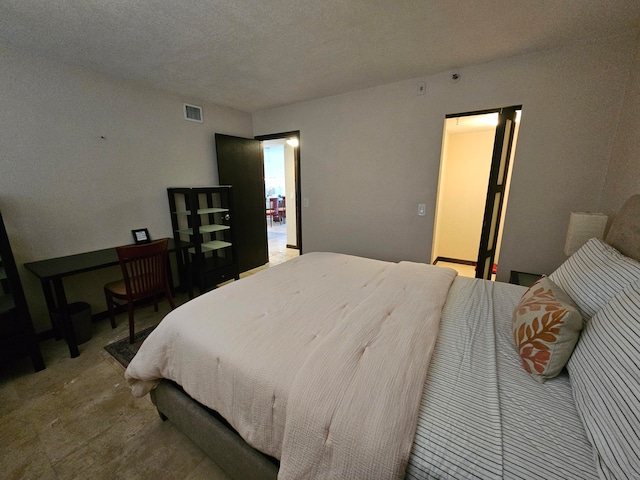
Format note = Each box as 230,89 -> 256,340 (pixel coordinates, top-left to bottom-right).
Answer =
1,0 -> 639,113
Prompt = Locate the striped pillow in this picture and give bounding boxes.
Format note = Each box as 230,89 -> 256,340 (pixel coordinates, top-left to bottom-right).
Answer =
567,282 -> 640,479
549,238 -> 640,320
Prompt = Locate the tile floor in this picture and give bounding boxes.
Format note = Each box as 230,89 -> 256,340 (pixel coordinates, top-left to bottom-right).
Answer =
0,234 -> 297,480
266,218 -> 299,265
0,291 -> 235,480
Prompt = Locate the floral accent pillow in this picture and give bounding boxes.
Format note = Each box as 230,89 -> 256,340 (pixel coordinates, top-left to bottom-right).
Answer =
512,276 -> 583,382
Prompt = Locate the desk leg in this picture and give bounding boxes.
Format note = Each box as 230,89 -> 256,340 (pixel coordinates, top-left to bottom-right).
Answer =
52,278 -> 80,358
41,279 -> 62,340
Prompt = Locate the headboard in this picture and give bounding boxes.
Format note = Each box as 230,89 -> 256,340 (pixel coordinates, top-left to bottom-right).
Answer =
605,194 -> 640,262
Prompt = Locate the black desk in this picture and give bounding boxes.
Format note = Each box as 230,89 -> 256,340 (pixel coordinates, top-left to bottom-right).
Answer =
25,239 -> 180,358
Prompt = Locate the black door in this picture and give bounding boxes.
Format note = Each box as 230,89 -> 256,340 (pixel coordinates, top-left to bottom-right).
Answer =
215,134 -> 268,273
475,106 -> 519,279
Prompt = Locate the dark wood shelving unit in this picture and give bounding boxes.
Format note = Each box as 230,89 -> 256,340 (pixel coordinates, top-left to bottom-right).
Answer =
168,187 -> 240,295
0,209 -> 45,371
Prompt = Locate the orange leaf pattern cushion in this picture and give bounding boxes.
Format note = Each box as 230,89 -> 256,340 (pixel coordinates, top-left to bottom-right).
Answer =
512,277 -> 583,383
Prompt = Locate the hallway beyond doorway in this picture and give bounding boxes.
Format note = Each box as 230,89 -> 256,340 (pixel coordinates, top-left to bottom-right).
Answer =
267,219 -> 299,265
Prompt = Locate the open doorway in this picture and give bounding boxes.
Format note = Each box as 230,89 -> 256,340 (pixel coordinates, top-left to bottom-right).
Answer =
432,107 -> 521,279
215,131 -> 301,273
257,132 -> 301,265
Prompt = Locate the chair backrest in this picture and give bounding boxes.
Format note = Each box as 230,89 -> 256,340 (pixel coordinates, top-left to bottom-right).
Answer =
116,238 -> 169,301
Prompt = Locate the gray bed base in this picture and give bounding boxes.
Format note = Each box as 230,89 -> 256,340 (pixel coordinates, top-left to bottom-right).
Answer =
150,379 -> 279,480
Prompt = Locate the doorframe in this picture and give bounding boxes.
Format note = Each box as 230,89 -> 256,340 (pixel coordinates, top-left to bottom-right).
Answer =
255,130 -> 302,254
475,106 -> 519,279
435,105 -> 521,278
445,107 -> 505,120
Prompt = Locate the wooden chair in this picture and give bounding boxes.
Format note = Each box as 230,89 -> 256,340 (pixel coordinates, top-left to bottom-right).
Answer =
278,196 -> 286,222
104,238 -> 175,343
266,198 -> 275,226
266,197 -> 281,226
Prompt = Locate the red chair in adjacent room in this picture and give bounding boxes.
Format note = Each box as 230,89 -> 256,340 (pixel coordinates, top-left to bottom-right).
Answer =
278,196 -> 286,223
266,197 -> 281,226
104,238 -> 175,343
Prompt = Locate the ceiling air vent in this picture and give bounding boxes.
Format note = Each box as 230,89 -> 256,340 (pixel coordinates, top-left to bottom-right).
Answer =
184,103 -> 203,123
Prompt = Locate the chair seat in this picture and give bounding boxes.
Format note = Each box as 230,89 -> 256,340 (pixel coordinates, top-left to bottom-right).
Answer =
105,274 -> 157,298
104,279 -> 127,296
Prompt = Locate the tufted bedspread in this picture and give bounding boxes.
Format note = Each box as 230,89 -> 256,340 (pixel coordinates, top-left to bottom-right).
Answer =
125,252 -> 456,480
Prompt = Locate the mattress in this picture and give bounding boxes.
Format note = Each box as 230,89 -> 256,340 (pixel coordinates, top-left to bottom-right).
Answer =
407,276 -> 597,479
126,252 -> 456,479
126,254 -> 598,479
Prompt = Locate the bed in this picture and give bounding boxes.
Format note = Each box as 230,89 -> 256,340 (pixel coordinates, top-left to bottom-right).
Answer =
125,195 -> 640,480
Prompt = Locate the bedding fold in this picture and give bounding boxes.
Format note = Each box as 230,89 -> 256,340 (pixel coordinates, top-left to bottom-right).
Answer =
278,261 -> 456,479
407,277 -> 504,479
125,253 -> 456,479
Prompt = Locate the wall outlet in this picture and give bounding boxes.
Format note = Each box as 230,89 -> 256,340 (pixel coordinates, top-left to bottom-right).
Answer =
418,203 -> 426,216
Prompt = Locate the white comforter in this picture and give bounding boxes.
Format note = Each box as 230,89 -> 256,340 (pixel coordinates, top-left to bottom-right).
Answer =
125,252 -> 456,479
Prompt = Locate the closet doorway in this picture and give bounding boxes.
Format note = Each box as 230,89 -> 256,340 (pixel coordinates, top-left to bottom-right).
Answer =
432,107 -> 521,279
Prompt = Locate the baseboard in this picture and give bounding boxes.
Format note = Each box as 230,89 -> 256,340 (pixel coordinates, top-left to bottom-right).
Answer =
433,256 -> 476,266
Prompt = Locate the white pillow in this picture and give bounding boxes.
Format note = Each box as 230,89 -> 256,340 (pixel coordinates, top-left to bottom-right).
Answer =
568,281 -> 640,479
549,238 -> 640,320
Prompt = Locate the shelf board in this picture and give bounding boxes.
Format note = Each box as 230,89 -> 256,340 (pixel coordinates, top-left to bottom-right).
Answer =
188,240 -> 232,254
201,224 -> 230,233
177,224 -> 231,235
173,207 -> 229,215
197,207 -> 229,215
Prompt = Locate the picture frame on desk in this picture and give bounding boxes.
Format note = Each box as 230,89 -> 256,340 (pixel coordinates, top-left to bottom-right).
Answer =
132,228 -> 151,245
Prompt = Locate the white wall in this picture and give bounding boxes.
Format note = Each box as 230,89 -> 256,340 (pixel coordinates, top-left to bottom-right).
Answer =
253,34 -> 637,280
4,33 -> 639,334
284,144 -> 297,246
433,128 -> 494,262
0,44 -> 252,331
601,34 -> 640,215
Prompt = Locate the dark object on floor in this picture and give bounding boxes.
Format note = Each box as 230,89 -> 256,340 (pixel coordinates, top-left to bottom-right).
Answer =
52,302 -> 92,345
104,325 -> 156,368
0,209 -> 45,371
